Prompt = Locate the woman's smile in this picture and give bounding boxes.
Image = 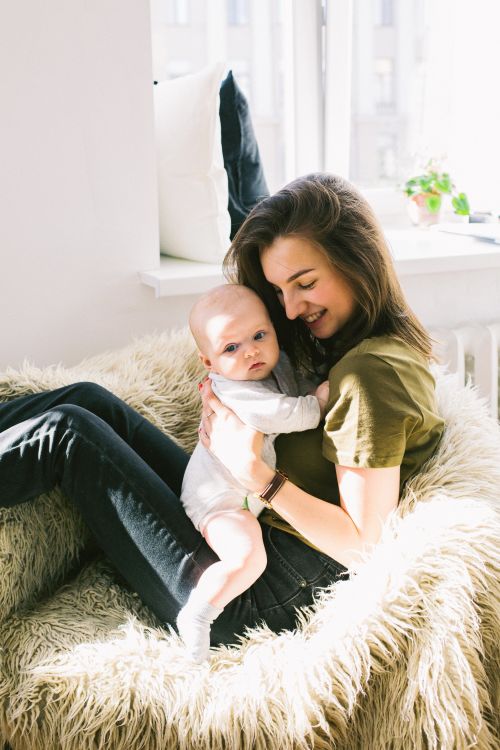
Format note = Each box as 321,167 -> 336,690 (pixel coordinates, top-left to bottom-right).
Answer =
302,309 -> 326,326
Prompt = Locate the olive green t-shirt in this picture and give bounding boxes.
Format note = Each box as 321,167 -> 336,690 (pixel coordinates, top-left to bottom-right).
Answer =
260,336 -> 445,543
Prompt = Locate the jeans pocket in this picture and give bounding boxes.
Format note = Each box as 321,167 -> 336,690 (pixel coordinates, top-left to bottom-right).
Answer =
252,527 -> 335,614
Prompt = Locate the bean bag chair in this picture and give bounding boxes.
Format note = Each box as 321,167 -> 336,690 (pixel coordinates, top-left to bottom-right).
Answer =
0,329 -> 499,750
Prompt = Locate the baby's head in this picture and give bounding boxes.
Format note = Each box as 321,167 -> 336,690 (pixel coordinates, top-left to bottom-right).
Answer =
190,284 -> 280,381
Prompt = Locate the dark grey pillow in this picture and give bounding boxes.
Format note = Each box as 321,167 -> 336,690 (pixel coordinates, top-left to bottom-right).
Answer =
219,71 -> 270,239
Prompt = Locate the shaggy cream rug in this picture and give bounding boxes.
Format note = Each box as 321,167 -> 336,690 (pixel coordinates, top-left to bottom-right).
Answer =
0,329 -> 499,750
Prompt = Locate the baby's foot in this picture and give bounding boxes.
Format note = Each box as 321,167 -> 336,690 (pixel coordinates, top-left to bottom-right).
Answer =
176,593 -> 223,663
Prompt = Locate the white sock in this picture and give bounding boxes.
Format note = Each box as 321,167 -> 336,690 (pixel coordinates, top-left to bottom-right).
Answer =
176,591 -> 223,663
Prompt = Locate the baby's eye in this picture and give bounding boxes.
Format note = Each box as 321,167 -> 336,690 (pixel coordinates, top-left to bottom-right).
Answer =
224,343 -> 238,353
254,331 -> 266,341
298,281 -> 315,290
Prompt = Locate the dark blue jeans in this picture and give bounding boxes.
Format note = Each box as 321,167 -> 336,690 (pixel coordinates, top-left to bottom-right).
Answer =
0,382 -> 347,645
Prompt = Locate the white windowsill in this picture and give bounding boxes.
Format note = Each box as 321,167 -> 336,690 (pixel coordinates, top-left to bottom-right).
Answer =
140,226 -> 500,298
140,257 -> 225,297
384,226 -> 500,276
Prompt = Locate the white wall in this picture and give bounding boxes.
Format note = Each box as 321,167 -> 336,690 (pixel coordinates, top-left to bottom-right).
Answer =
0,0 -> 191,369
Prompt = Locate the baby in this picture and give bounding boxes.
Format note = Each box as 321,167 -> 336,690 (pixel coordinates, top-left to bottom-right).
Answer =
177,284 -> 329,662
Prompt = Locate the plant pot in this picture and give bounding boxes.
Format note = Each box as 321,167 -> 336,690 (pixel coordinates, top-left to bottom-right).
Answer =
407,194 -> 442,227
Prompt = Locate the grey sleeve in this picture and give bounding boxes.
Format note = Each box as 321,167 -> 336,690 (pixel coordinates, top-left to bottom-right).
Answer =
272,349 -> 321,395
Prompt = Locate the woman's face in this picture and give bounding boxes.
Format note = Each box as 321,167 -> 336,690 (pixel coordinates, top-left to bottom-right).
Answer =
260,236 -> 356,339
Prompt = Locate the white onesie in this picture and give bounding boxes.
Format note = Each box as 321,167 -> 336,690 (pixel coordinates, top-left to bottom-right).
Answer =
180,352 -> 321,533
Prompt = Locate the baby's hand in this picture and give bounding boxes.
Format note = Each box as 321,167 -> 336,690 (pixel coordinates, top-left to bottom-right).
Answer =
314,380 -> 330,417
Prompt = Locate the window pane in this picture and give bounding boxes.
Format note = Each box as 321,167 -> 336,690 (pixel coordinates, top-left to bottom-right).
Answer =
227,0 -> 249,25
150,0 -> 286,192
375,0 -> 394,27
173,0 -> 190,25
349,0 -> 426,188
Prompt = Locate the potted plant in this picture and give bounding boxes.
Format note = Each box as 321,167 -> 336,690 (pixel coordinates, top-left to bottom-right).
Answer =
403,161 -> 470,226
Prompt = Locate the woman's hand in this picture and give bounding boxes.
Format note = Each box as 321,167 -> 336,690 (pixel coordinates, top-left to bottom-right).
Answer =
198,380 -> 269,490
314,380 -> 330,418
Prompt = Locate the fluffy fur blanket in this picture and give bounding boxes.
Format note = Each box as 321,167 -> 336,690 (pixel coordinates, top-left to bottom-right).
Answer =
0,329 -> 499,750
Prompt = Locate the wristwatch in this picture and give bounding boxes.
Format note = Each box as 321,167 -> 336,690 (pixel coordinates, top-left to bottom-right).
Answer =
253,469 -> 288,509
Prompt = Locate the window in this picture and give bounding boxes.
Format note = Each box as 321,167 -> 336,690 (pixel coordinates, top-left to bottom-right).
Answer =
151,0 -> 500,214
375,0 -> 394,27
227,0 -> 249,26
229,59 -> 251,99
374,58 -> 394,109
348,0 -> 425,189
150,0 -> 286,192
172,0 -> 190,25
377,132 -> 397,181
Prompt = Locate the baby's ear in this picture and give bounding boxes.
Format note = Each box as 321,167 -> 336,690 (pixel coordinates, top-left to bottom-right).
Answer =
198,352 -> 212,371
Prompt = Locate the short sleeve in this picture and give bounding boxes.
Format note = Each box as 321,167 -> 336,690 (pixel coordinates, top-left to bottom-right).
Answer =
322,353 -> 421,468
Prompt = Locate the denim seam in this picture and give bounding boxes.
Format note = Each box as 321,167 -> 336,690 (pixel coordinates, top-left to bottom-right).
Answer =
256,567 -> 334,615
265,528 -> 306,584
266,526 -> 330,585
59,423 -> 205,573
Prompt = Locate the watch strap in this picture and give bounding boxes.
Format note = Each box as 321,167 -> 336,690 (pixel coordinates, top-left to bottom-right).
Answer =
254,470 -> 288,509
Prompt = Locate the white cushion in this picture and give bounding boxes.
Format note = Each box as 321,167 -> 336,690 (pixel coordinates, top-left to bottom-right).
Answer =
154,63 -> 231,263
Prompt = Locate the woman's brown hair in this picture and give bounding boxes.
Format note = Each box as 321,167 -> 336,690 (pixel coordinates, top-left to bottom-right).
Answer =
223,172 -> 433,373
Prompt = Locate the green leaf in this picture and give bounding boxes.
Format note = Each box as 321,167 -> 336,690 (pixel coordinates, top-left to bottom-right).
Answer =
435,174 -> 452,193
419,176 -> 433,192
452,192 -> 470,215
425,194 -> 442,213
404,177 -> 421,196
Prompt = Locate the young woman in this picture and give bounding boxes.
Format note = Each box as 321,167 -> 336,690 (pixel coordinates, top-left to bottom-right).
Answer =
0,173 -> 443,650
199,171 -> 444,579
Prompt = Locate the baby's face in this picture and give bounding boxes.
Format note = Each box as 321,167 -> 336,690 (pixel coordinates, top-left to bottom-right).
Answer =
202,299 -> 280,381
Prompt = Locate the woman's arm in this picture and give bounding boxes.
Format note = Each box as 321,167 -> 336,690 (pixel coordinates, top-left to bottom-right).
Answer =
258,464 -> 400,567
199,381 -> 400,568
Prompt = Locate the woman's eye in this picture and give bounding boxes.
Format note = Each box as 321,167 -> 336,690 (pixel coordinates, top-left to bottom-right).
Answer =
224,344 -> 238,353
254,331 -> 265,341
299,281 -> 315,290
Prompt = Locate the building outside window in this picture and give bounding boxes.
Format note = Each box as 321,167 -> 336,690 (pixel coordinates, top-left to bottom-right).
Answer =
227,0 -> 249,26
172,0 -> 190,25
349,0 -> 425,188
375,0 -> 394,27
377,131 -> 398,181
374,58 -> 395,109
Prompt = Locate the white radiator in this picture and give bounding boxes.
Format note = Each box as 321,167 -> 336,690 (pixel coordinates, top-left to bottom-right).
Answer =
431,323 -> 500,420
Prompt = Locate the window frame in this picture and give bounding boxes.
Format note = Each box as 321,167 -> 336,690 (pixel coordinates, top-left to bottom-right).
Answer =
286,0 -> 398,221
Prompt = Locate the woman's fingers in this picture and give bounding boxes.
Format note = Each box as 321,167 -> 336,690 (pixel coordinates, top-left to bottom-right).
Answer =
198,425 -> 210,447
198,378 -> 240,455
198,380 -> 219,439
200,380 -> 227,418
197,375 -> 264,484
199,379 -> 211,411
